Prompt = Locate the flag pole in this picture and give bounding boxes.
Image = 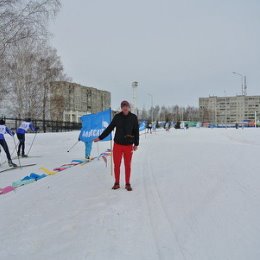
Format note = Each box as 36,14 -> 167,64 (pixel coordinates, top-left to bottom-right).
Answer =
110,139 -> 113,176
96,141 -> 100,156
110,108 -> 113,176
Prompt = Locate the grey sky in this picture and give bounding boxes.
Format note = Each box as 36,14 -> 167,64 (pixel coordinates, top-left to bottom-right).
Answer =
50,0 -> 260,109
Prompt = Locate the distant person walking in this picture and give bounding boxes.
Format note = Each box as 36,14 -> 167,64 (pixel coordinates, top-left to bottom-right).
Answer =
94,101 -> 139,191
0,119 -> 17,167
16,118 -> 36,157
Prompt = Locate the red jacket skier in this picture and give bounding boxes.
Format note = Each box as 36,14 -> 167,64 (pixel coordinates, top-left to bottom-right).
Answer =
94,101 -> 139,191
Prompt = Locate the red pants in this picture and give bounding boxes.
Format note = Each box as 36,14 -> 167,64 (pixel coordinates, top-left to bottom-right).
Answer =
113,143 -> 133,184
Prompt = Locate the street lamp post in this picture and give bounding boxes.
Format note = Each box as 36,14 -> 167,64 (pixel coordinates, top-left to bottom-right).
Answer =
214,98 -> 217,125
224,90 -> 227,128
232,72 -> 246,96
132,81 -> 138,115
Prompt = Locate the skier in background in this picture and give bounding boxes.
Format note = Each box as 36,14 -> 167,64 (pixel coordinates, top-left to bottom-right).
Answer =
78,135 -> 93,160
94,100 -> 139,191
16,118 -> 36,157
146,122 -> 152,134
165,121 -> 170,131
0,119 -> 17,167
175,121 -> 181,129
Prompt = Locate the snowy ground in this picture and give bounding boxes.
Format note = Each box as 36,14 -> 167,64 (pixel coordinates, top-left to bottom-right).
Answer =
0,128 -> 260,260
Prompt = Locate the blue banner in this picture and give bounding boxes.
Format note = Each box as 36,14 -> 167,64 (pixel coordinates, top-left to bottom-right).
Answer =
139,121 -> 146,131
79,109 -> 112,142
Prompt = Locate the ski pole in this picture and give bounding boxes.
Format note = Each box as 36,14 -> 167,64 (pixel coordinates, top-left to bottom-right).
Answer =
1,141 -> 19,166
26,132 -> 37,156
67,141 -> 79,153
12,136 -> 21,168
0,147 -> 2,166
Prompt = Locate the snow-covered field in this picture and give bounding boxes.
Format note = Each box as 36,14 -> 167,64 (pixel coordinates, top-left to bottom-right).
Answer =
0,128 -> 260,260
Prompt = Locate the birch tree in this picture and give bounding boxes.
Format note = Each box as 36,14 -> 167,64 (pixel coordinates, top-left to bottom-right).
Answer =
0,0 -> 61,102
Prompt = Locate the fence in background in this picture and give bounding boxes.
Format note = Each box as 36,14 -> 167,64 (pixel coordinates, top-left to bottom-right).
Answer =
3,117 -> 82,133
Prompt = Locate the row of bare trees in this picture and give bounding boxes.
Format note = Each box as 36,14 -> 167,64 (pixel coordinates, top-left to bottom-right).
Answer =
139,105 -> 200,122
0,0 -> 68,119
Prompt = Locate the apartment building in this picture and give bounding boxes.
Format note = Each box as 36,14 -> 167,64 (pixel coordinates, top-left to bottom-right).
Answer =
199,95 -> 260,124
49,81 -> 111,123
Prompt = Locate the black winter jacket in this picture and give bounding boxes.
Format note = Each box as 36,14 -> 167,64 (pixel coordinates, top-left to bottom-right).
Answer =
99,112 -> 139,146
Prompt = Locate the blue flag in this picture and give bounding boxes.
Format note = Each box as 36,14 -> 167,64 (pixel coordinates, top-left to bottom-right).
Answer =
79,109 -> 112,142
139,121 -> 146,131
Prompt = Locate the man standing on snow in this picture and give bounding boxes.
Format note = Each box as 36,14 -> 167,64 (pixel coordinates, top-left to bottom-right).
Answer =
0,119 -> 17,167
94,101 -> 139,191
16,118 -> 36,157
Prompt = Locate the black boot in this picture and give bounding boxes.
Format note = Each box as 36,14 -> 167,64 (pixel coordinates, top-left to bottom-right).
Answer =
112,183 -> 120,190
8,160 -> 17,167
125,184 -> 133,191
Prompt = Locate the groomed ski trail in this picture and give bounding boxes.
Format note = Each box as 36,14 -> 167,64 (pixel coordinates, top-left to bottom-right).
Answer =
140,148 -> 187,260
0,130 -> 260,260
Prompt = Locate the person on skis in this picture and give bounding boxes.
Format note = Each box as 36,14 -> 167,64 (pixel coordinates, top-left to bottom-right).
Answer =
146,122 -> 152,134
94,100 -> 139,191
0,119 -> 17,167
78,135 -> 93,160
16,118 -> 36,157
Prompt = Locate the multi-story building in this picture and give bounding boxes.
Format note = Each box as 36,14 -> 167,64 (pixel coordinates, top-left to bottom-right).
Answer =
199,95 -> 260,124
49,81 -> 111,122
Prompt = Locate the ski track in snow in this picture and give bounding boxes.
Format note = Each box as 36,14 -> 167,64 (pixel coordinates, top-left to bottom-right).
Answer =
142,148 -> 187,260
0,129 -> 260,260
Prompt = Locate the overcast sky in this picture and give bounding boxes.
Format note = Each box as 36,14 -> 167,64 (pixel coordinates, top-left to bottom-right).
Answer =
49,0 -> 260,109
